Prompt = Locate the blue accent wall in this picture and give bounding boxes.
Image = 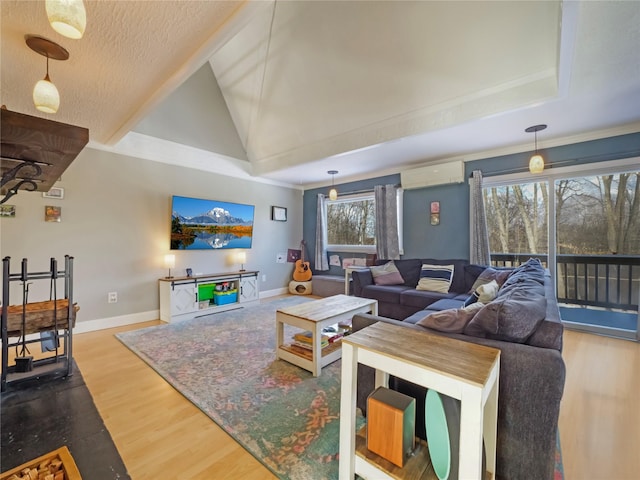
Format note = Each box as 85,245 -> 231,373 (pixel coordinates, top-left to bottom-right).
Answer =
303,132 -> 640,269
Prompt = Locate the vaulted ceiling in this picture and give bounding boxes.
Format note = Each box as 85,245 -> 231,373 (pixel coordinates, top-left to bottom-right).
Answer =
2,1 -> 639,188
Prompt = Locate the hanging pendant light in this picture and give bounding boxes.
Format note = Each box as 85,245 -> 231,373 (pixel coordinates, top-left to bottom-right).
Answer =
46,0 -> 87,40
33,58 -> 60,113
328,170 -> 338,200
26,35 -> 69,114
525,124 -> 547,174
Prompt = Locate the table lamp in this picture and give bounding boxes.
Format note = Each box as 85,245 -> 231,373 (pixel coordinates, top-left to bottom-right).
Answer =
164,254 -> 176,278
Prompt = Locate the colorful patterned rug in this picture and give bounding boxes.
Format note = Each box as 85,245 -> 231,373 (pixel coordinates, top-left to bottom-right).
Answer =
116,296 -> 350,479
116,296 -> 564,479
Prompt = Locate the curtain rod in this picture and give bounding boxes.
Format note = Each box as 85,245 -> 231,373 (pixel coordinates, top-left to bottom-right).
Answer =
471,148 -> 640,178
336,183 -> 401,197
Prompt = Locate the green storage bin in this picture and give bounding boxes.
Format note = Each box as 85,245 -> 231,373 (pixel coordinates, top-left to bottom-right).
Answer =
198,283 -> 217,302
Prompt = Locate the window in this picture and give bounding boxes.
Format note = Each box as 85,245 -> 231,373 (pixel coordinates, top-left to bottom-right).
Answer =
483,180 -> 549,266
325,190 -> 404,253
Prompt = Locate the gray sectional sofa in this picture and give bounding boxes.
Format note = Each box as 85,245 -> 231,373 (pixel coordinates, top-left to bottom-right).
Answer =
351,258 -> 565,480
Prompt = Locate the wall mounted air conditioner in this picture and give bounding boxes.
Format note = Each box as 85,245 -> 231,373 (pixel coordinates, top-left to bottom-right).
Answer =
400,160 -> 464,190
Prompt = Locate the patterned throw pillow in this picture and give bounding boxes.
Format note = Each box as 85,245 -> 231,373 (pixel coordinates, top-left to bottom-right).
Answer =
416,264 -> 454,293
370,261 -> 405,285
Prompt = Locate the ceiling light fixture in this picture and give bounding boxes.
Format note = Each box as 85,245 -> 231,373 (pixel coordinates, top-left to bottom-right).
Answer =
328,170 -> 338,200
26,35 -> 69,114
46,0 -> 87,39
525,124 -> 547,174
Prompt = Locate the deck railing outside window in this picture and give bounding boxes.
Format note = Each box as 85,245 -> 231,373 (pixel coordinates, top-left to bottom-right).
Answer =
491,254 -> 639,311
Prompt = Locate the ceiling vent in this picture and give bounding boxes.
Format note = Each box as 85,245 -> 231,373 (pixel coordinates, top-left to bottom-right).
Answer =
400,160 -> 464,190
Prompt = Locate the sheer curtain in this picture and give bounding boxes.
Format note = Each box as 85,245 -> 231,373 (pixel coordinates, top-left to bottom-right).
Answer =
469,170 -> 491,265
374,184 -> 400,260
315,193 -> 329,271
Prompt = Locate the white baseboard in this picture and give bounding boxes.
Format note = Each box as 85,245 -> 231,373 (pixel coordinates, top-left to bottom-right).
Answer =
73,310 -> 160,334
260,287 -> 289,298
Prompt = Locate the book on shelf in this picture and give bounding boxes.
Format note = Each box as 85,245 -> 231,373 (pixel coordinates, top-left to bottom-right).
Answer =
293,340 -> 328,350
293,331 -> 329,344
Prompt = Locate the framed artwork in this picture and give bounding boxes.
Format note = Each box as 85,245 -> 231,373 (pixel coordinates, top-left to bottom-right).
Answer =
430,213 -> 440,225
45,205 -> 61,222
271,206 -> 287,221
430,201 -> 440,225
430,201 -> 440,214
43,187 -> 65,199
0,205 -> 16,217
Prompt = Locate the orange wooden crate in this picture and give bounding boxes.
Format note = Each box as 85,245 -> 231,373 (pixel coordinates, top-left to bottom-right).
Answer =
0,446 -> 82,480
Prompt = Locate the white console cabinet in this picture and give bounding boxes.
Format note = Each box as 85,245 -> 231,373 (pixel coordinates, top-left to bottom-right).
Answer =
159,270 -> 259,323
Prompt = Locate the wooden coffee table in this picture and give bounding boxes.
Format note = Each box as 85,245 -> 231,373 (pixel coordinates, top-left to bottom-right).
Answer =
276,294 -> 378,376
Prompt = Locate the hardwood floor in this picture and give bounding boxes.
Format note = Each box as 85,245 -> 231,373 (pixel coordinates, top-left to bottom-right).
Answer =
74,319 -> 639,479
559,329 -> 639,480
73,321 -> 275,480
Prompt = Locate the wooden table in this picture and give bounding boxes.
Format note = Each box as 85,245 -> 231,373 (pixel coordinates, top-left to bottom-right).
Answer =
339,322 -> 500,480
276,294 -> 377,376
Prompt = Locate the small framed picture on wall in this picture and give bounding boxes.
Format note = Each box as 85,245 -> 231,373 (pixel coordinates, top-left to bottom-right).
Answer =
271,206 -> 287,221
430,201 -> 440,225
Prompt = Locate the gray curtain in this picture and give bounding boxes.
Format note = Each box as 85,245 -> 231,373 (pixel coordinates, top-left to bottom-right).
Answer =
374,184 -> 400,260
315,193 -> 329,271
470,170 -> 491,265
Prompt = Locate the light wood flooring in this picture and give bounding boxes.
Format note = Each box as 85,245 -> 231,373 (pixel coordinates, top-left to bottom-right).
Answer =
73,314 -> 639,479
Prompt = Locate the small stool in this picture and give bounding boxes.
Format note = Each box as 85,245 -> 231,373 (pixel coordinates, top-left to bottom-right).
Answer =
289,280 -> 312,295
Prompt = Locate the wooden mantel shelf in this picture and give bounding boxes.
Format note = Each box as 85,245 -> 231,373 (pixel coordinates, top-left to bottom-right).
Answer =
0,108 -> 89,202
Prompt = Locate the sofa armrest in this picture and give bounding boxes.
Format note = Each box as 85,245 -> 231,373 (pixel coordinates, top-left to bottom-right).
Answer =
351,269 -> 374,296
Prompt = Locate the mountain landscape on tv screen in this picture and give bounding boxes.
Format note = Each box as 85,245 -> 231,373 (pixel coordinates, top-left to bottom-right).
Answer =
173,207 -> 252,226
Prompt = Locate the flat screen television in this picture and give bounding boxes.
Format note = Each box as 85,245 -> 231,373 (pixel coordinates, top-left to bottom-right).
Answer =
170,195 -> 254,250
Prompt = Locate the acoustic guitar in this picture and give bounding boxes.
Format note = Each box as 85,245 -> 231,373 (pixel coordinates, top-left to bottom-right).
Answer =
293,240 -> 312,282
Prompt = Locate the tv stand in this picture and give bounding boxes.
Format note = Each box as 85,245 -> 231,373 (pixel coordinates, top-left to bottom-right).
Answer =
159,270 -> 259,323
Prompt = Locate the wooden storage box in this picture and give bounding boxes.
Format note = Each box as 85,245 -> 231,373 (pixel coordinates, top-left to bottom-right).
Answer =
367,386 -> 416,468
0,446 -> 82,480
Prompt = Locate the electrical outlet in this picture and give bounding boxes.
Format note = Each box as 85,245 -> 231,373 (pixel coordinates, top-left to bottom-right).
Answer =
262,274 -> 267,282
108,291 -> 118,303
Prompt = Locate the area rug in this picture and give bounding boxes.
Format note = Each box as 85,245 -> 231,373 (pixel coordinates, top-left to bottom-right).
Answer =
116,296 -> 350,479
116,296 -> 565,480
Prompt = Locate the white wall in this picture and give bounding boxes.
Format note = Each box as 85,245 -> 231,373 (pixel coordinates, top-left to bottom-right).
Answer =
0,147 -> 302,330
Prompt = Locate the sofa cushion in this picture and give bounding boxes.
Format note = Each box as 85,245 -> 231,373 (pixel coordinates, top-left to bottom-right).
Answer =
470,267 -> 512,292
370,261 -> 405,286
427,298 -> 465,311
360,284 -> 411,304
400,289 -> 456,310
416,302 -> 484,333
416,264 -> 454,292
376,258 -> 423,287
465,289 -> 547,343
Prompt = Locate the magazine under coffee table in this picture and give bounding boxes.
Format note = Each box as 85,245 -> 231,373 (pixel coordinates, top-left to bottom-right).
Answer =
276,294 -> 378,376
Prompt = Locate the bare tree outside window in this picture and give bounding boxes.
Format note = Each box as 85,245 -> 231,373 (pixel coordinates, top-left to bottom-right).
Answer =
483,182 -> 548,256
326,196 -> 375,247
556,172 -> 639,255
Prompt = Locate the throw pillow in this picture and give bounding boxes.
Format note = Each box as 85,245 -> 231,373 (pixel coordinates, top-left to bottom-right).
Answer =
416,302 -> 484,333
464,279 -> 500,306
416,264 -> 454,293
370,261 -> 405,286
470,267 -> 512,292
464,289 -> 547,343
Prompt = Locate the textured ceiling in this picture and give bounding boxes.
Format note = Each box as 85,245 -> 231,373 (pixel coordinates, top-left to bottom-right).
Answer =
2,1 -> 639,188
0,0 -> 245,143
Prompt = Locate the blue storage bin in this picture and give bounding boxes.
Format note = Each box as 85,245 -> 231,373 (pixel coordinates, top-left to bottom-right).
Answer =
213,289 -> 238,305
